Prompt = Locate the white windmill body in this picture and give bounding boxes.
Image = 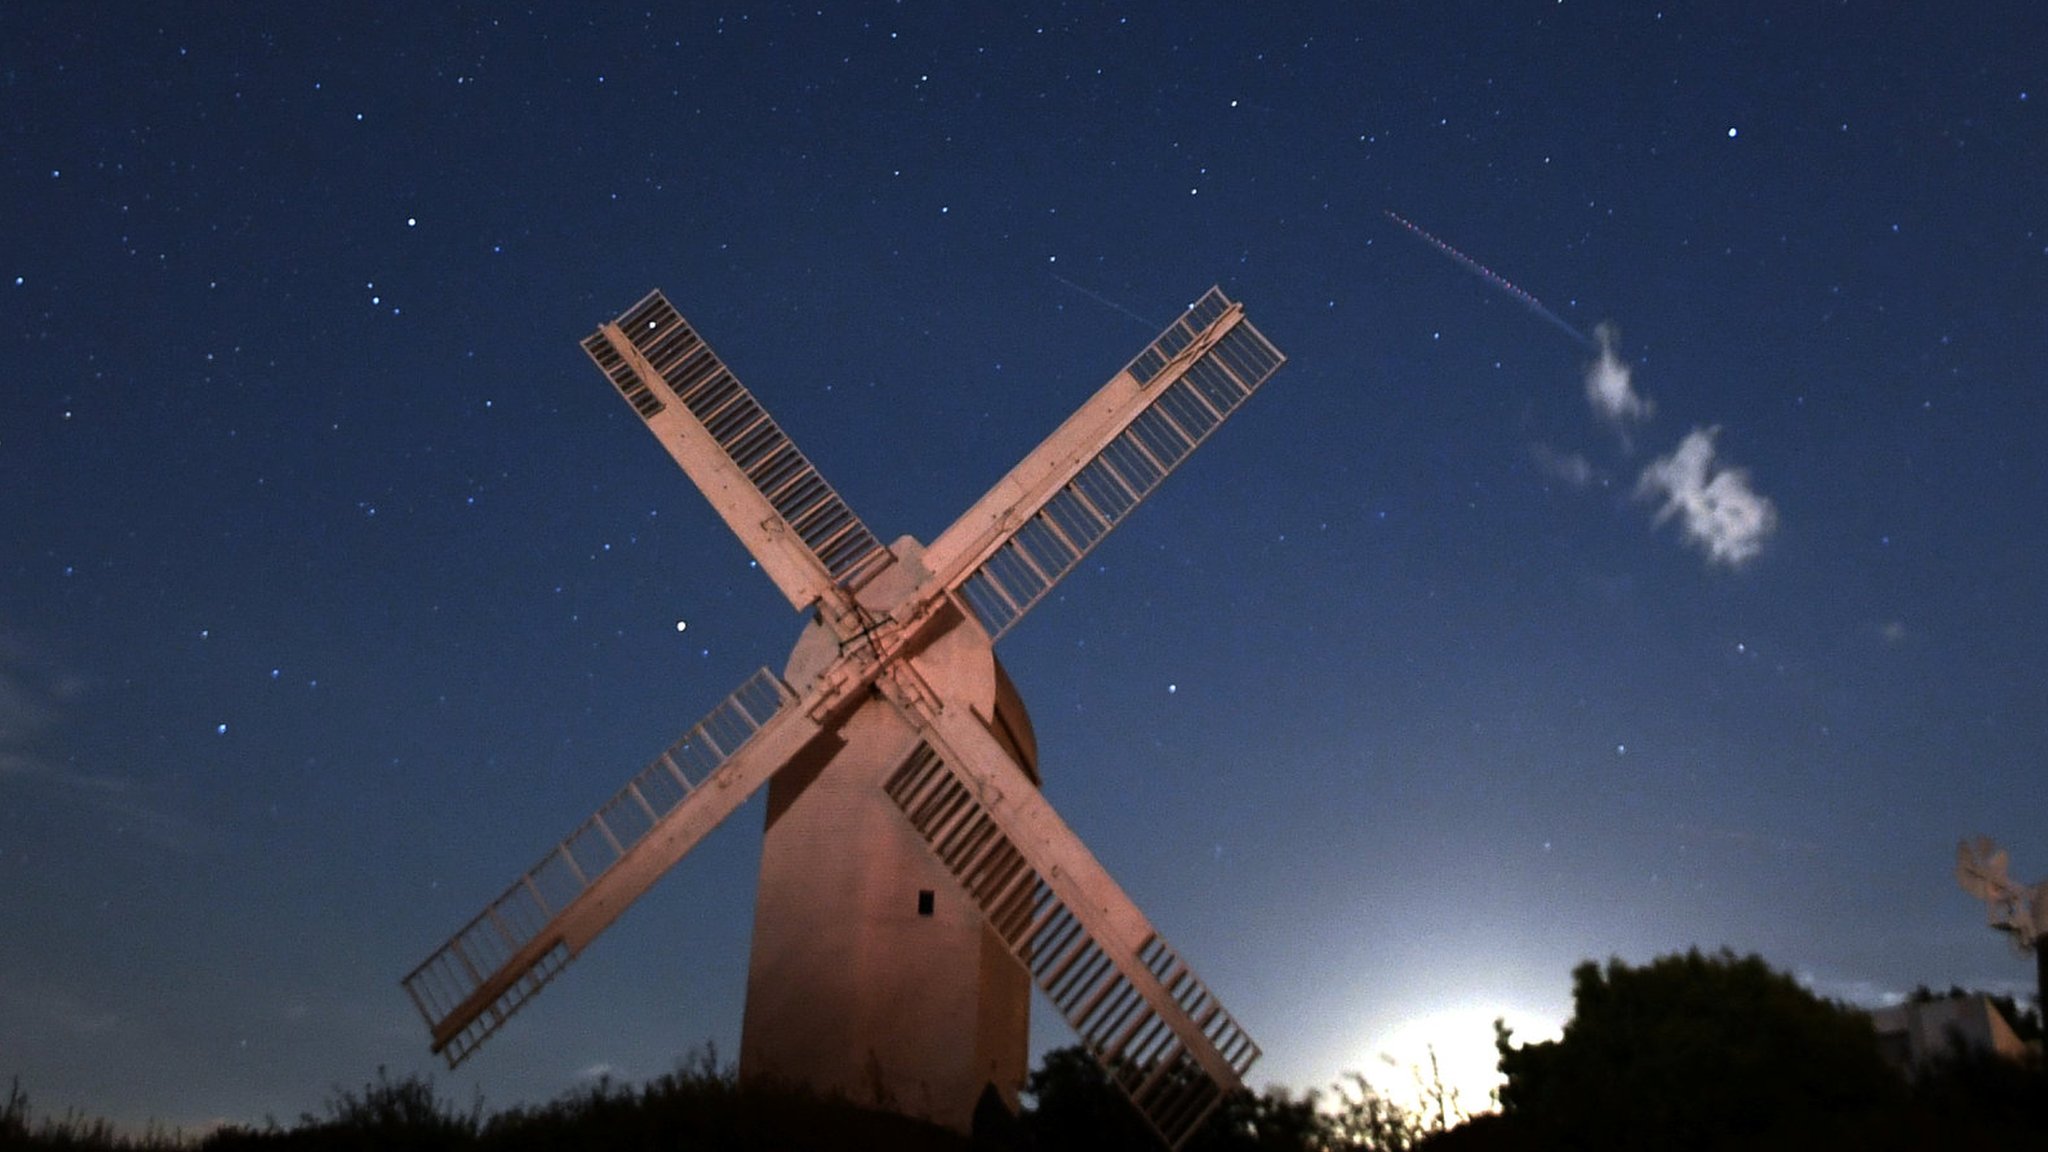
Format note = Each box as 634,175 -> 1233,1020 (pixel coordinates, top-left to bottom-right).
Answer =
403,286 -> 1287,1148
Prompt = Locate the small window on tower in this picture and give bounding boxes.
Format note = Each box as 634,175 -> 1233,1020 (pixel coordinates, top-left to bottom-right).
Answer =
917,889 -> 935,917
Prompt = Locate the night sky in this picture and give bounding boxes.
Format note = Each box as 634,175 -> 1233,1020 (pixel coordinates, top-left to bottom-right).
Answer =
5,2 -> 2046,1133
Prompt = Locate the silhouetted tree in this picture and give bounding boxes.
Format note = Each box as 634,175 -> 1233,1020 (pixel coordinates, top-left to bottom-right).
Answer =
1183,1085 -> 1324,1152
3,1079 -> 27,1145
1492,949 -> 1902,1151
1016,1047 -> 1156,1152
1020,1048 -> 1360,1152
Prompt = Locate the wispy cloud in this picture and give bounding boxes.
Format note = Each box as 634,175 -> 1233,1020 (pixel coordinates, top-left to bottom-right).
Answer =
1636,427 -> 1778,568
0,648 -> 83,791
0,640 -> 205,852
0,748 -> 130,793
0,661 -> 58,745
1584,323 -> 1652,431
1529,442 -> 1595,489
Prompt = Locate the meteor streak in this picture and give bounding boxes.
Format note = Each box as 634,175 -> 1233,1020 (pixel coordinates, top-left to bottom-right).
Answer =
1384,209 -> 1592,349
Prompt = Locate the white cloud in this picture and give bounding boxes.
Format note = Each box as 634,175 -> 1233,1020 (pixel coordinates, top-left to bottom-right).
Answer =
1541,318 -> 1779,571
1584,322 -> 1652,429
1636,427 -> 1778,568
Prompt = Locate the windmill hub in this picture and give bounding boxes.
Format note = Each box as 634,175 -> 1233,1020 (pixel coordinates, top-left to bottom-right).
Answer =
783,537 -> 929,691
404,285 -> 1286,1148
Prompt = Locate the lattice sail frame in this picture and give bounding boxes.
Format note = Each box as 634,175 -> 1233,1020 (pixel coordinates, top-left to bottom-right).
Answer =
583,291 -> 892,616
951,289 -> 1282,638
402,670 -> 798,1064
885,743 -> 1258,1147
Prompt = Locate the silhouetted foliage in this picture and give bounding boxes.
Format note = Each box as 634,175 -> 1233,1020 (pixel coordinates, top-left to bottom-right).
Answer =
21,997 -> 2044,1152
1014,1045 -> 1437,1152
1327,1072 -> 1427,1152
1016,1046 -> 1157,1151
1901,1041 -> 2048,1146
2,1048 -> 970,1152
1182,1085 -> 1325,1152
1492,949 -> 1903,1151
1,1043 -> 1457,1152
0,1075 -> 186,1152
1412,957 -> 2048,1152
3,1080 -> 25,1145
194,1066 -> 481,1152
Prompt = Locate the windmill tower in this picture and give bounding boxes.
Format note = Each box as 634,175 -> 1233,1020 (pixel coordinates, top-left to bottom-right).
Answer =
1956,837 -> 2048,1017
402,284 -> 1286,1147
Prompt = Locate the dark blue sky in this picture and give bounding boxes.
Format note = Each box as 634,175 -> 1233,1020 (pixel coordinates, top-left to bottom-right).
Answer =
5,1 -> 2044,1132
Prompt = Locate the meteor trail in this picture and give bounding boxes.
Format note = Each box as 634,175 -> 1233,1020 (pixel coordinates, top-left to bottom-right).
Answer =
1384,209 -> 1592,349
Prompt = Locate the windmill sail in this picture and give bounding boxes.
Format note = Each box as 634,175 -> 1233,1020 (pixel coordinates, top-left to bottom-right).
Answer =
583,291 -> 894,615
922,287 -> 1285,640
880,687 -> 1258,1148
402,669 -> 814,1065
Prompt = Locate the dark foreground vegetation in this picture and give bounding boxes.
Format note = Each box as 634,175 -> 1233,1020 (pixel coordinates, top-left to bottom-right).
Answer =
1472,950 -> 2048,1152
7,951 -> 2045,1152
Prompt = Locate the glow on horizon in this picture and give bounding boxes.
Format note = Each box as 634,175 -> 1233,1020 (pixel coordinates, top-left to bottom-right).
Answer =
1339,1004 -> 1563,1121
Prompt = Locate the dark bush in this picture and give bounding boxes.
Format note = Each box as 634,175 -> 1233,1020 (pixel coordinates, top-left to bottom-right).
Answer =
1494,949 -> 1904,1151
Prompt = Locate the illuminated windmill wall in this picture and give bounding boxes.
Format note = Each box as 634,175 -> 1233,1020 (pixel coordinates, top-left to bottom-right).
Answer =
402,284 -> 1285,1148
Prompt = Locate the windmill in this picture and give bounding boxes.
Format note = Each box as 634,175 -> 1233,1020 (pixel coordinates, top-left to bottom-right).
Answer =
402,284 -> 1286,1147
1956,837 -> 2048,1018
